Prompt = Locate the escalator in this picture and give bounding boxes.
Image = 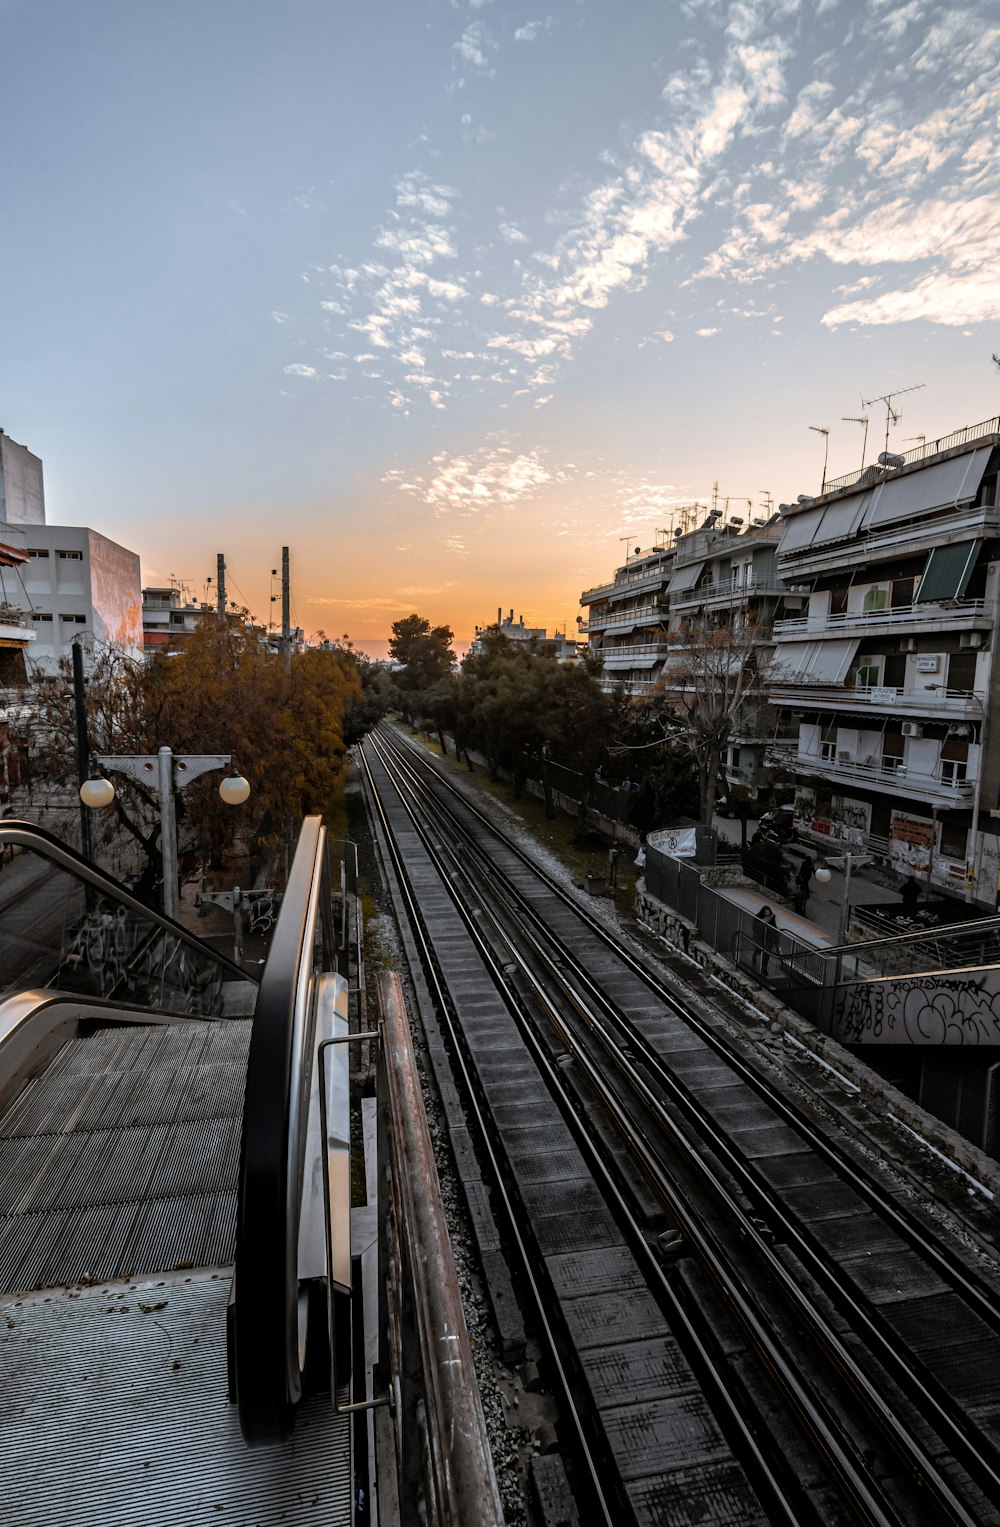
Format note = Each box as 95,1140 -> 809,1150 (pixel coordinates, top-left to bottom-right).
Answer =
0,819 -> 353,1527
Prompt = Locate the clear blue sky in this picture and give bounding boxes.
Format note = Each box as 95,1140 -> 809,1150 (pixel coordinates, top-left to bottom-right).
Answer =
2,0 -> 998,649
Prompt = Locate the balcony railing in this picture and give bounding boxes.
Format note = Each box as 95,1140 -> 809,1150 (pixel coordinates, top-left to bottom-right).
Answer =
672,575 -> 785,607
770,683 -> 983,717
581,565 -> 671,603
579,603 -> 666,634
0,609 -> 35,644
768,747 -> 975,800
599,678 -> 660,695
823,415 -> 1000,495
598,641 -> 672,661
773,597 -> 987,636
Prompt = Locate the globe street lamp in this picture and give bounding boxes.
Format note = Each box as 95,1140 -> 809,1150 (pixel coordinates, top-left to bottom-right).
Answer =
81,745 -> 250,920
814,851 -> 872,945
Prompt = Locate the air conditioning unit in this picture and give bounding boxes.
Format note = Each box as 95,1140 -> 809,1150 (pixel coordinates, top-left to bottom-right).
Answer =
959,631 -> 985,649
947,723 -> 973,739
901,721 -> 921,737
837,750 -> 852,762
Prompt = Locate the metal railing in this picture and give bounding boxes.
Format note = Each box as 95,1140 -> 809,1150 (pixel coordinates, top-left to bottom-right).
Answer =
579,603 -> 665,633
773,598 -> 987,635
765,748 -> 975,800
770,683 -> 984,716
671,574 -> 784,606
824,416 -> 1000,496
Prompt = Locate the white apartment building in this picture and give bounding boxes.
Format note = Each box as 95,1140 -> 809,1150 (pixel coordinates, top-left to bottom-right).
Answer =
770,414 -> 1000,907
0,431 -> 142,674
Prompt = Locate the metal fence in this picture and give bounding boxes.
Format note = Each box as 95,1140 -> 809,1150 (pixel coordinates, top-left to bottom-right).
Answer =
644,844 -> 839,1028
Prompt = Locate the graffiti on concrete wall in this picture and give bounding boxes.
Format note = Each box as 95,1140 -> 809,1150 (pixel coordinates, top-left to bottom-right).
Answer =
836,971 -> 1000,1046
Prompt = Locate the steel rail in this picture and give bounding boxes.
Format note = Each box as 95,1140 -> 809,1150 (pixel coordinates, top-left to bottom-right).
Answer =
363,735 -> 805,1525
375,728 -> 1000,1329
358,743 -> 620,1527
372,726 -> 997,1523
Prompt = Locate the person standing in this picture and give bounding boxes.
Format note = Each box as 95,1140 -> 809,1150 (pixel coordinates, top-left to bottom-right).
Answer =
754,904 -> 778,977
793,857 -> 812,915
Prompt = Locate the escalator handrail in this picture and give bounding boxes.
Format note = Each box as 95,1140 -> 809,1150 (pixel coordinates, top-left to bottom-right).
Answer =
233,814 -> 331,1444
0,818 -> 253,987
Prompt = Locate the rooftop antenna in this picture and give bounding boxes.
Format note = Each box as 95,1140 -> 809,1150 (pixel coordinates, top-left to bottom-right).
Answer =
808,426 -> 830,493
862,383 -> 925,456
842,415 -> 869,471
904,434 -> 926,456
619,533 -> 637,563
759,490 -> 774,513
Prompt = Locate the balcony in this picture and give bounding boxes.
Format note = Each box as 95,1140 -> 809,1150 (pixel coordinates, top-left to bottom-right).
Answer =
769,746 -> 975,804
579,603 -> 666,635
671,575 -> 785,610
599,677 -> 660,695
0,608 -> 36,647
823,415 -> 1000,496
581,565 -> 672,603
770,683 -> 984,718
773,597 -> 987,638
598,641 -> 672,663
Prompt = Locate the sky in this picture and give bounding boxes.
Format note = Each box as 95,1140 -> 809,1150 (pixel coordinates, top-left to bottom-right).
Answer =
2,0 -> 999,655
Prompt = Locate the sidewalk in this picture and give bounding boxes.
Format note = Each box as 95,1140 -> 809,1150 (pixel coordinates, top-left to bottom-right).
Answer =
711,812 -> 906,948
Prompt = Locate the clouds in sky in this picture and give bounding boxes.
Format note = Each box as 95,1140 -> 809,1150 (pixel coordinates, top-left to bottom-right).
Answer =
278,0 -> 1000,522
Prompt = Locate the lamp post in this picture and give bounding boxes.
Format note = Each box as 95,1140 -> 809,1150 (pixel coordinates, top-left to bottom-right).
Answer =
327,838 -> 359,949
925,685 -> 985,905
814,852 -> 872,945
81,746 -> 250,921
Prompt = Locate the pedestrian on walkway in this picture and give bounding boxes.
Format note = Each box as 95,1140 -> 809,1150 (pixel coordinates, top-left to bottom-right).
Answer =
607,845 -> 619,888
754,904 -> 778,977
793,857 -> 812,915
900,876 -> 921,911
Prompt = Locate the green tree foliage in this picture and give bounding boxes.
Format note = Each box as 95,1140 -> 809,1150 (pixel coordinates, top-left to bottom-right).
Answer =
389,613 -> 454,724
15,619 -> 362,887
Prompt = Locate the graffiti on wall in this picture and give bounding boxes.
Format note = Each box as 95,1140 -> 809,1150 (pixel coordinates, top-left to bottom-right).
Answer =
836,970 -> 1000,1046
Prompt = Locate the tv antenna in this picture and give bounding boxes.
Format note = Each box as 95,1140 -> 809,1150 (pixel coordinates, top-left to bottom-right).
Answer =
861,383 -> 925,455
842,415 -> 869,471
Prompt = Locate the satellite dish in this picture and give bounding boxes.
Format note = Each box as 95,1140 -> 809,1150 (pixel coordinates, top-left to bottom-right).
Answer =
634,545 -> 641,555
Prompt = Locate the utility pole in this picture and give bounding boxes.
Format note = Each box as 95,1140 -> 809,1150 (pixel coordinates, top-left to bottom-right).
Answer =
216,554 -> 227,618
281,546 -> 291,664
71,641 -> 94,864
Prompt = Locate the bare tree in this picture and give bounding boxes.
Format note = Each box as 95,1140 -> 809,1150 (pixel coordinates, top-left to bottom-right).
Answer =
642,616 -> 777,825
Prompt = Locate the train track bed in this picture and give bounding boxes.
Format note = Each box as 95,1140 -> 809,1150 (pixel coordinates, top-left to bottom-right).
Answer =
360,724 -> 1000,1527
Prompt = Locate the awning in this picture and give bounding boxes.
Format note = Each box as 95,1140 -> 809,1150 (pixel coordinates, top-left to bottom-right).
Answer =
865,447 -> 992,530
813,489 -> 874,545
914,540 -> 979,604
602,654 -> 658,671
776,505 -> 825,554
667,559 -> 705,593
773,637 -> 859,684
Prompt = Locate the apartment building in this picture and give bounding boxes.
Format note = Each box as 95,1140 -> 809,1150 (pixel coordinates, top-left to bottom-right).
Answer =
0,432 -> 143,673
579,509 -> 801,795
578,540 -> 676,693
142,585 -> 215,653
770,415 -> 1000,907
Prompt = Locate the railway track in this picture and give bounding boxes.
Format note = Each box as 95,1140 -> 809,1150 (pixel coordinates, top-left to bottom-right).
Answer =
360,723 -> 1000,1527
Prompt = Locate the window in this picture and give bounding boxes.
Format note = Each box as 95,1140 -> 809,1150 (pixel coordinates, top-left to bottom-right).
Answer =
862,587 -> 887,612
61,613 -> 86,624
30,612 -> 53,623
27,548 -> 49,559
940,820 -> 968,859
830,587 -> 848,616
940,739 -> 969,787
821,741 -> 836,762
857,663 -> 881,687
56,549 -> 83,561
881,731 -> 905,772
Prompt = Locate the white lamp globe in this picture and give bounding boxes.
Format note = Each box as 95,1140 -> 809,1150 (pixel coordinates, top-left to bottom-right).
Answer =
80,777 -> 115,810
219,774 -> 251,806
813,864 -> 832,885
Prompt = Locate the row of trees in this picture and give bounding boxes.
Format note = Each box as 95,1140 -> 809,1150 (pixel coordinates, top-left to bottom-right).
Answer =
387,611 -> 775,836
13,617 -> 382,893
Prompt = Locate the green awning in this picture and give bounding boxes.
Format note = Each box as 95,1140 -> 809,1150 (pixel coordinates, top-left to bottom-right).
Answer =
914,541 -> 978,604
